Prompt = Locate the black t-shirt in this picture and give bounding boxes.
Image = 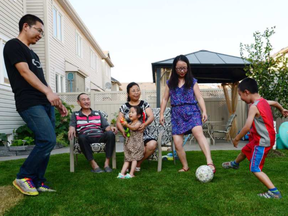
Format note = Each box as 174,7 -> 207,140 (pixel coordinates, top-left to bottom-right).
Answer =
3,38 -> 50,112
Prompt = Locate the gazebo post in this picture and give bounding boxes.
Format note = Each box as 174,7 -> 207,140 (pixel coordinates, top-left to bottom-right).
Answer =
156,67 -> 161,107
231,82 -> 239,138
222,82 -> 239,139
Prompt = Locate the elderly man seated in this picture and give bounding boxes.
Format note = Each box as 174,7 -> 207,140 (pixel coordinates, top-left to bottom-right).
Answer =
68,93 -> 118,173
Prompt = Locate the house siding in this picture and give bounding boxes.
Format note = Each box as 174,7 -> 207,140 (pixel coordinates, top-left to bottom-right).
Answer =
0,0 -> 25,134
25,0 -> 46,77
0,0 -> 113,134
0,87 -> 25,135
0,0 -> 24,39
48,0 -> 105,92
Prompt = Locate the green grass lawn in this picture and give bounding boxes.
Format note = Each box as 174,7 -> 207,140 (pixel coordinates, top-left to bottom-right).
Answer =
0,150 -> 288,216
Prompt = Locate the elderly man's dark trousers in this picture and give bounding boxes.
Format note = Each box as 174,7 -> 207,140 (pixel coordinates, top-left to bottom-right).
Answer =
78,131 -> 115,161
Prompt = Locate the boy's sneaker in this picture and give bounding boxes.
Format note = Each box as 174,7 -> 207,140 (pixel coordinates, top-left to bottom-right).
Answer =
258,191 -> 282,199
222,161 -> 239,169
37,183 -> 56,192
13,178 -> 39,196
117,173 -> 125,179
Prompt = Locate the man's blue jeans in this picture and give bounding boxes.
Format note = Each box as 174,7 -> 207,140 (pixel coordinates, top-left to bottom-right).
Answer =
17,105 -> 56,188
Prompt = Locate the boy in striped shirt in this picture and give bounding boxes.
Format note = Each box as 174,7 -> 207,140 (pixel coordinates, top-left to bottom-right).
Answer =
222,78 -> 288,199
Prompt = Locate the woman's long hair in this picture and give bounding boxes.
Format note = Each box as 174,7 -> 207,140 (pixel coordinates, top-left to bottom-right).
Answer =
126,82 -> 140,101
168,55 -> 194,90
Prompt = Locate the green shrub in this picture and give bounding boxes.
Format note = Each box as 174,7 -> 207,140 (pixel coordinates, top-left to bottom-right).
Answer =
15,125 -> 33,140
54,101 -> 74,147
11,136 -> 34,146
110,112 -> 118,126
13,101 -> 74,147
0,133 -> 8,146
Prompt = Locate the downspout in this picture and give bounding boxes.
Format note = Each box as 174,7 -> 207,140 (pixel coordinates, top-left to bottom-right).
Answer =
43,0 -> 50,86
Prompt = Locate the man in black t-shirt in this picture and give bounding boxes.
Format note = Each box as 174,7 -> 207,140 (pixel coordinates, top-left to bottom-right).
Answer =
4,14 -> 67,196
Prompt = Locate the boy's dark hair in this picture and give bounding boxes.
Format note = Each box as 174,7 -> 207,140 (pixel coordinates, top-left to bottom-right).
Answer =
126,82 -> 140,101
19,14 -> 44,32
238,78 -> 258,94
168,55 -> 194,90
131,106 -> 143,119
77,93 -> 88,101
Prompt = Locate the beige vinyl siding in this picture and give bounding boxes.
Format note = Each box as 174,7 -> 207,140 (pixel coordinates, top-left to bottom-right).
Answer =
25,0 -> 46,77
0,0 -> 24,39
101,61 -> 111,90
48,0 -> 65,91
48,1 -> 104,92
0,1 -> 25,134
64,15 -> 103,90
0,87 -> 24,134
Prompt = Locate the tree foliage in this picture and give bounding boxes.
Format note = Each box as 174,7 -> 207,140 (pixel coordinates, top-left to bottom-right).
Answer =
240,26 -> 288,117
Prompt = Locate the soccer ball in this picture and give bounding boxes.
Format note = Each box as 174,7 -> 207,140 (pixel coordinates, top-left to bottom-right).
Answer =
195,165 -> 214,183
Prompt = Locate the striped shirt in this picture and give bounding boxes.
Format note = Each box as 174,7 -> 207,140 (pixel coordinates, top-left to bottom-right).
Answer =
70,109 -> 109,137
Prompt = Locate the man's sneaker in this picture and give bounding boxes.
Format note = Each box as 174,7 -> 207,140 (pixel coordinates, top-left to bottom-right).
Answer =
91,167 -> 104,173
222,161 -> 239,169
258,191 -> 282,199
13,178 -> 39,196
104,166 -> 113,173
37,183 -> 56,192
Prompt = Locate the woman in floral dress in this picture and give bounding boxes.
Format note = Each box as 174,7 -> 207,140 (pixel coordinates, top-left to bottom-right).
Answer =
160,55 -> 215,173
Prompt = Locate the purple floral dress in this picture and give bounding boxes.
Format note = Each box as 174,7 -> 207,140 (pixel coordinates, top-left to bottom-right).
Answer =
168,78 -> 202,135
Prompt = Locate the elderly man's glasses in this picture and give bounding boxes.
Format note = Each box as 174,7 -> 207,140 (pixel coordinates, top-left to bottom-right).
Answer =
32,27 -> 45,36
176,67 -> 187,72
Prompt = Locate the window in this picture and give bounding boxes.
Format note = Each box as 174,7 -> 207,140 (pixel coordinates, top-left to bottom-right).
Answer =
55,74 -> 65,93
0,38 -> 9,85
90,49 -> 97,70
53,6 -> 63,41
76,31 -> 83,58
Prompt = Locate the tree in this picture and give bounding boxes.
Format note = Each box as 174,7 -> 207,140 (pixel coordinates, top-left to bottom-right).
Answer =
240,26 -> 288,117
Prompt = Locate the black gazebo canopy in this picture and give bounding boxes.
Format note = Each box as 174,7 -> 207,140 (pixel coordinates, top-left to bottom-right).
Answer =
151,50 -> 251,106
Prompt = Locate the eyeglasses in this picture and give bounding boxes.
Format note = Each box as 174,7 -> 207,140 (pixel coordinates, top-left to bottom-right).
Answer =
32,27 -> 45,36
131,89 -> 140,93
176,67 -> 187,72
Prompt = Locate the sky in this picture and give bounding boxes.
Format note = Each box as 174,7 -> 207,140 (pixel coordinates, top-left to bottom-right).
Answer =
69,0 -> 288,83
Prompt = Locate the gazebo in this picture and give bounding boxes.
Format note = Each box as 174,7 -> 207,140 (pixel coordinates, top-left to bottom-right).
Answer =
151,50 -> 251,137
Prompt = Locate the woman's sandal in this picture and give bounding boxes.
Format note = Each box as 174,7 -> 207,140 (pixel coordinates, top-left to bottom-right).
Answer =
207,163 -> 216,174
178,167 -> 190,172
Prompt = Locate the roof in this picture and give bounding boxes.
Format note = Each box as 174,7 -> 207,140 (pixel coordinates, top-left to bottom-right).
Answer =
111,77 -> 121,85
153,50 -> 250,65
272,46 -> 288,58
151,50 -> 251,83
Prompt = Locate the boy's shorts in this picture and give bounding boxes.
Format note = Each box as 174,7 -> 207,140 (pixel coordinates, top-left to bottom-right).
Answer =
242,141 -> 272,172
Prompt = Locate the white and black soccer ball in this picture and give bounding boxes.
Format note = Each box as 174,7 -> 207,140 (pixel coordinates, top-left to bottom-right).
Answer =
195,165 -> 214,183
